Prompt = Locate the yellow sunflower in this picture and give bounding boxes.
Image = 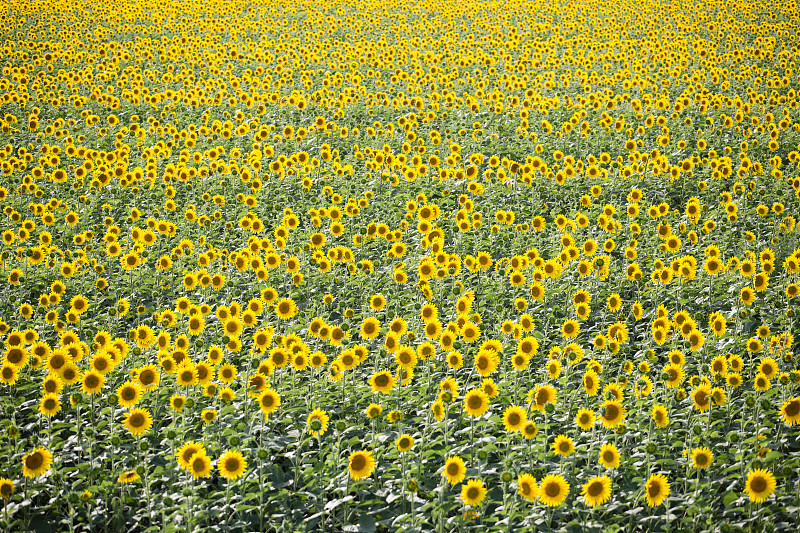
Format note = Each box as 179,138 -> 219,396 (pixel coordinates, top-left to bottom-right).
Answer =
744,468 -> 776,503
217,449 -> 247,480
461,478 -> 487,507
538,474 -> 569,507
348,450 -> 375,480
581,475 -> 612,507
22,447 -> 53,478
644,474 -> 670,506
443,456 -> 466,485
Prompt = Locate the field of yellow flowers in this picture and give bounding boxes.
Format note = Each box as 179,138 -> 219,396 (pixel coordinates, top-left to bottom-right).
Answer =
1,0 -> 799,531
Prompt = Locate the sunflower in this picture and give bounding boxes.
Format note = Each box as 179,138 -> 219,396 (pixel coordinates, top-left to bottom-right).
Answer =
575,408 -> 596,431
443,456 -> 466,485
369,293 -> 386,311
360,317 -> 381,340
123,408 -> 153,437
690,447 -> 713,469
780,396 -> 800,426
189,452 -> 213,480
217,449 -> 247,480
0,362 -> 20,386
396,434 -> 415,452
538,474 -> 569,507
517,473 -> 538,502
348,450 -> 375,480
22,447 -> 53,478
663,363 -> 684,388
474,349 -> 499,377
691,384 -> 712,412
758,358 -> 778,379
307,408 -> 330,437
223,317 -> 244,338
463,388 -> 489,417
598,400 -> 626,428
502,405 -> 527,433
754,373 -> 771,392
257,388 -> 281,417
117,470 -> 140,484
370,370 -> 395,394
116,381 -> 143,408
176,441 -> 206,470
275,298 -> 298,320
645,474 -> 670,507
581,475 -> 612,507
583,370 -> 600,396
175,363 -> 198,387
598,443 -> 621,469
744,468 -> 776,503
529,384 -> 557,411
561,319 -> 580,340
0,478 -> 15,499
461,479 -> 487,507
652,404 -> 670,428
80,370 -> 105,395
38,393 -> 61,417
552,434 -> 576,456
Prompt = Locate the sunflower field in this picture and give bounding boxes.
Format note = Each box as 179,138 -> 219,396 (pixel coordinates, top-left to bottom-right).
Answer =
1,0 -> 800,531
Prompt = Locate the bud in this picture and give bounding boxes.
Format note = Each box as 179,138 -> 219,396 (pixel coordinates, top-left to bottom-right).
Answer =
135,465 -> 145,476
501,471 -> 513,483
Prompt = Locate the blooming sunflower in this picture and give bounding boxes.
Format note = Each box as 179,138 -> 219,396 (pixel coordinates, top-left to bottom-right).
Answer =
581,475 -> 612,507
690,447 -> 713,469
598,400 -> 626,428
645,474 -> 670,507
461,479 -> 487,507
176,441 -> 206,470
443,456 -> 466,485
652,404 -> 670,428
38,393 -> 61,417
22,447 -> 53,478
116,380 -> 143,408
80,369 -> 105,395
123,408 -> 153,437
117,470 -> 140,484
538,474 -> 569,507
396,434 -> 415,453
552,434 -> 576,456
780,396 -> 800,426
257,388 -> 281,417
0,478 -> 14,499
691,384 -> 712,412
189,452 -> 213,480
575,408 -> 596,431
370,370 -> 395,394
517,473 -> 538,502
348,450 -> 375,480
463,388 -> 489,417
598,443 -> 621,469
502,405 -> 527,433
744,468 -> 776,503
217,449 -> 247,480
307,408 -> 330,437
529,384 -> 557,412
